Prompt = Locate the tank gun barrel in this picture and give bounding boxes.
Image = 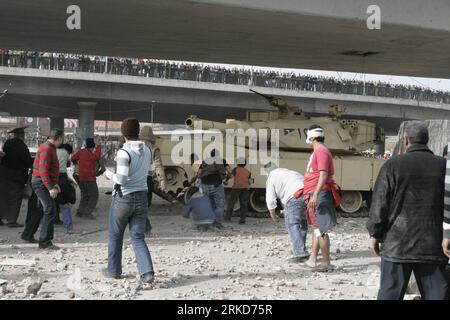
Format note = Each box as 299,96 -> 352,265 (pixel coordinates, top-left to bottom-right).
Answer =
250,89 -> 291,113
249,89 -> 276,102
185,115 -> 229,131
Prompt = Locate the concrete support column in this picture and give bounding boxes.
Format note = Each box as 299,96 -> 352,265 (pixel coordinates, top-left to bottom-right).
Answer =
76,101 -> 97,149
374,141 -> 385,156
50,117 -> 65,132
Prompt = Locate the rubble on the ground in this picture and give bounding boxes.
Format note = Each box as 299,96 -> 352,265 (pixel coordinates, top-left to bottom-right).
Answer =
0,177 -> 386,300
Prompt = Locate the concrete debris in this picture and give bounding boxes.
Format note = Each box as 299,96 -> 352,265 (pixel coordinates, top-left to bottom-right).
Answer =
56,263 -> 68,271
0,185 -> 383,300
24,278 -> 44,295
406,274 -> 419,295
404,294 -> 421,300
0,259 -> 36,267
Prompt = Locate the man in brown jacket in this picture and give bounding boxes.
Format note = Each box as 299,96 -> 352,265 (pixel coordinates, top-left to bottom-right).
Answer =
139,126 -> 167,235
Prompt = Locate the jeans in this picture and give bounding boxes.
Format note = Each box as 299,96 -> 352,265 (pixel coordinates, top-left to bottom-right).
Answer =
107,191 -> 154,277
31,180 -> 57,247
77,181 -> 99,216
200,183 -> 225,224
59,205 -> 72,230
284,197 -> 309,258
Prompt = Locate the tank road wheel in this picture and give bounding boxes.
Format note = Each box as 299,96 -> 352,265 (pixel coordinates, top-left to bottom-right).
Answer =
249,189 -> 268,214
339,191 -> 363,214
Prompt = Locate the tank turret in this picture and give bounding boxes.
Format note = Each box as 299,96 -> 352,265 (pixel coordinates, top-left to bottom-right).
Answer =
185,90 -> 384,154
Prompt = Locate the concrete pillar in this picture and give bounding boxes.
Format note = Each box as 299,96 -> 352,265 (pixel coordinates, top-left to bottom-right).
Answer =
374,141 -> 385,156
76,101 -> 97,149
50,117 -> 65,132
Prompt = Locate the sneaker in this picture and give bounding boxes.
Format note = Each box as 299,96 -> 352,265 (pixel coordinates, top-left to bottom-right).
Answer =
213,223 -> 224,230
197,225 -> 210,232
140,272 -> 155,284
39,242 -> 60,251
65,226 -> 75,234
287,256 -> 309,264
82,214 -> 95,220
238,220 -> 246,225
101,268 -> 121,280
6,222 -> 24,228
21,236 -> 38,243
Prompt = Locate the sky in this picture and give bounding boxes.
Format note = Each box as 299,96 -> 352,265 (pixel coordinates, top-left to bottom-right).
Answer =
169,60 -> 450,92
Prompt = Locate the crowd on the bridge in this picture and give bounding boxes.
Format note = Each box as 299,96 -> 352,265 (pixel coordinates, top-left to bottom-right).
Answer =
1,49 -> 450,104
0,118 -> 449,299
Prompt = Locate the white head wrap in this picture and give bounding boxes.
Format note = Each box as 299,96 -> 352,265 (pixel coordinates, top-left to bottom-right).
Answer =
305,128 -> 325,144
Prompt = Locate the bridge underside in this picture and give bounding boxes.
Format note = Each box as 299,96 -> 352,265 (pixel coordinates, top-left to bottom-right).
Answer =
0,93 -> 409,135
1,0 -> 450,78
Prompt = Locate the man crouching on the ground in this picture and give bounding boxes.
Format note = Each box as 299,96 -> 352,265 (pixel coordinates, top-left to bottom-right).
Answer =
182,190 -> 215,231
102,118 -> 155,284
264,162 -> 309,264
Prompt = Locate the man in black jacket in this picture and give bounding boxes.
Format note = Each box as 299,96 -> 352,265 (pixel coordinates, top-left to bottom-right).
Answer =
0,127 -> 33,227
367,121 -> 449,300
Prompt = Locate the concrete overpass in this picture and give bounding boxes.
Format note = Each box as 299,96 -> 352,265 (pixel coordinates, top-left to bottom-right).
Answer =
1,0 -> 450,78
1,67 -> 449,135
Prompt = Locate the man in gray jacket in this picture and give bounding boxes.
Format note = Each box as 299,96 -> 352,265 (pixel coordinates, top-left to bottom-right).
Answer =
367,121 -> 448,300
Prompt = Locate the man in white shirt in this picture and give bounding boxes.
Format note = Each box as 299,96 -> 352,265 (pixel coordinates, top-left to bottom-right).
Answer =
265,163 -> 309,263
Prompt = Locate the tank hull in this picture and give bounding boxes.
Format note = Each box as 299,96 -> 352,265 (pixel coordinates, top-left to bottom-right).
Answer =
158,137 -> 385,216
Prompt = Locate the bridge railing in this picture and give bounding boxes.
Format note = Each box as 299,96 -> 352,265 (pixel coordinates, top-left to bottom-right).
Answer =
1,52 -> 449,104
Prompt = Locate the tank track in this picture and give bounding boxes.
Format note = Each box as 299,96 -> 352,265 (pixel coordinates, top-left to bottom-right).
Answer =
231,208 -> 370,219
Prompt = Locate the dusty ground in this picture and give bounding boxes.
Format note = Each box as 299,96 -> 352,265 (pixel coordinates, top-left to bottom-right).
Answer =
0,176 -> 388,300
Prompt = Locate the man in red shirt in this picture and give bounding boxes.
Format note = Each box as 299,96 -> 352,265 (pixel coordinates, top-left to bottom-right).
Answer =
303,125 -> 337,271
30,129 -> 64,250
224,158 -> 252,224
71,138 -> 101,220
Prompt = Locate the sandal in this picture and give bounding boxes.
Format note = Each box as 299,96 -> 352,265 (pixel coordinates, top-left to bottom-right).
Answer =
302,260 -> 317,268
314,264 -> 336,272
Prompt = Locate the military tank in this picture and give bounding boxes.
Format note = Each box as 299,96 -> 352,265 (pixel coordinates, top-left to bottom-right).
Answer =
158,90 -> 386,217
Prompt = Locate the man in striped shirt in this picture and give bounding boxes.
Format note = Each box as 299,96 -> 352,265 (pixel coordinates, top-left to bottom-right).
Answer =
443,143 -> 450,290
31,129 -> 64,250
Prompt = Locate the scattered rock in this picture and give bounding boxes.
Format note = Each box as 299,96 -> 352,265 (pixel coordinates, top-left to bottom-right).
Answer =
24,278 -> 44,295
0,259 -> 36,267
